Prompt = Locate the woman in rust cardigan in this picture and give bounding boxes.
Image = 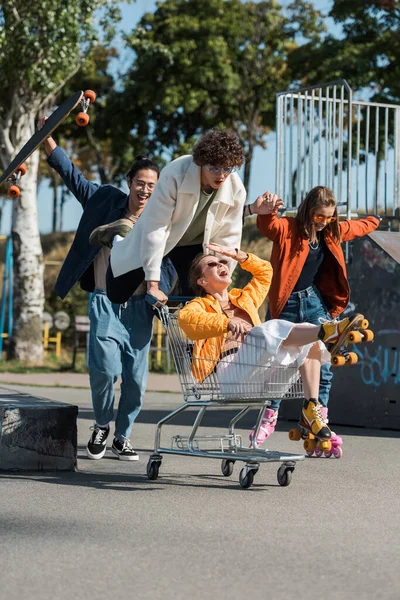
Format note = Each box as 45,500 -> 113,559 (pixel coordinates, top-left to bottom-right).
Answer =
243,186 -> 380,448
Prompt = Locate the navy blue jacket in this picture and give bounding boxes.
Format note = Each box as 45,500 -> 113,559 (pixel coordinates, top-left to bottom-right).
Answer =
48,147 -> 129,299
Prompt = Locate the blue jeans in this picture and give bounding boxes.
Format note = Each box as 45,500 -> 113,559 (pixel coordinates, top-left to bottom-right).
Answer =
88,289 -> 154,440
267,285 -> 333,411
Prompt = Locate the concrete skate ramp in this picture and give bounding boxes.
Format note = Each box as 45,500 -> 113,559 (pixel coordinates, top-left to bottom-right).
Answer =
368,231 -> 400,264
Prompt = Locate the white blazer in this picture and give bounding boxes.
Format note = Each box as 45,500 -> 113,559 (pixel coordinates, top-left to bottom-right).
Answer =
110,155 -> 247,280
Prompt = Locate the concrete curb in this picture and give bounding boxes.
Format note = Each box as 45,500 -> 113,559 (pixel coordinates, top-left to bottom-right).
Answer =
0,387 -> 77,471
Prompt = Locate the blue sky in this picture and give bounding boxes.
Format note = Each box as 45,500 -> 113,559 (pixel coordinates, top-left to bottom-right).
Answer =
0,0 -> 337,235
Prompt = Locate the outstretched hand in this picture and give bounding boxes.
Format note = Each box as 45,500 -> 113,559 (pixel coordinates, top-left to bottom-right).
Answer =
206,243 -> 248,263
252,191 -> 284,215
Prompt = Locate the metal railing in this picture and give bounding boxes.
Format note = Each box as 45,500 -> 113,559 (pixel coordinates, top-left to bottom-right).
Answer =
276,80 -> 400,220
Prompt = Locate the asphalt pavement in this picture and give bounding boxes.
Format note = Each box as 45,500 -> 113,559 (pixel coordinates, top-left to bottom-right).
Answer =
1,381 -> 399,600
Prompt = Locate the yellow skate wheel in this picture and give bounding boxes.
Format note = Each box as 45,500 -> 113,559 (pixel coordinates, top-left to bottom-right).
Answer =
346,352 -> 358,365
331,355 -> 346,367
360,318 -> 369,329
347,330 -> 362,343
304,438 -> 317,453
361,329 -> 374,342
289,429 -> 302,441
320,440 -> 332,452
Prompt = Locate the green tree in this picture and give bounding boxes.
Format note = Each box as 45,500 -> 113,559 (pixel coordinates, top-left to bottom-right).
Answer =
113,0 -> 324,189
291,0 -> 400,102
0,1 -> 124,362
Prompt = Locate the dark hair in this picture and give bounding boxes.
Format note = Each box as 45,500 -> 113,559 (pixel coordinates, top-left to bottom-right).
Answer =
126,156 -> 160,181
188,253 -> 208,297
296,186 -> 341,244
192,129 -> 244,168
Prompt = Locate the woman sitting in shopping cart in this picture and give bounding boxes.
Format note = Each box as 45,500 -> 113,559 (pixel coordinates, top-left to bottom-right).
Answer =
178,243 -> 358,443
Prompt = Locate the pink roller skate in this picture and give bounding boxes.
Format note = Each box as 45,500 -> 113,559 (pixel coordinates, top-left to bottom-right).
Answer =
249,408 -> 278,447
315,407 -> 343,458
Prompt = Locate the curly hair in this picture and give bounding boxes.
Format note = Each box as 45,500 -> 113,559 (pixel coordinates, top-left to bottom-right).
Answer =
296,186 -> 341,244
192,129 -> 244,168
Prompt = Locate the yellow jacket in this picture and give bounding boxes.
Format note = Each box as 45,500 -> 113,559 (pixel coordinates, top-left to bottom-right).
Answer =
178,253 -> 273,382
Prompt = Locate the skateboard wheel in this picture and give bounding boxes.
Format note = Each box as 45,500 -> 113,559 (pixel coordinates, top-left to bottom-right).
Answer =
84,90 -> 97,104
320,440 -> 332,452
289,428 -> 302,441
304,438 -> 316,453
17,163 -> 27,176
361,329 -> 374,342
360,318 -> 369,329
76,112 -> 90,127
347,330 -> 362,343
8,184 -> 20,198
331,355 -> 346,367
346,352 -> 358,365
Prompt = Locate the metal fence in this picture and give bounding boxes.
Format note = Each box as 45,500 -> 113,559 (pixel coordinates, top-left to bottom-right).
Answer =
276,80 -> 400,221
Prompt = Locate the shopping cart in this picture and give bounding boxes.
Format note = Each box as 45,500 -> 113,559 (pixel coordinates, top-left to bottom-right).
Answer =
146,304 -> 305,489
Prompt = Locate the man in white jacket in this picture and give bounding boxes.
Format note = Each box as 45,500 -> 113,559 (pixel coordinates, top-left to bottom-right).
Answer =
103,129 -> 247,304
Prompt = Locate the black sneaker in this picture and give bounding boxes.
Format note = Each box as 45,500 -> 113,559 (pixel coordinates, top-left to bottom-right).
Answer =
111,437 -> 139,461
86,425 -> 109,459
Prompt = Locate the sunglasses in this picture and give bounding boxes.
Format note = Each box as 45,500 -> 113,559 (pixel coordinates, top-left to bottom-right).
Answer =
205,165 -> 239,175
204,259 -> 229,268
313,214 -> 337,223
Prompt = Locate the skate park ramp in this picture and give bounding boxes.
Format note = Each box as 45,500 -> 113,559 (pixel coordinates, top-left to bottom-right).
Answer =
278,231 -> 400,431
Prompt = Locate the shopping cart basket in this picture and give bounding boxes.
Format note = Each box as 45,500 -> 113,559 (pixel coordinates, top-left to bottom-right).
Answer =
146,304 -> 305,488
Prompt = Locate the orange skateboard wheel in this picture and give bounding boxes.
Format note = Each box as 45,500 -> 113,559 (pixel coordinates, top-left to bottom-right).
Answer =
84,90 -> 96,104
331,355 -> 346,367
8,185 -> 21,198
360,318 -> 369,329
346,352 -> 358,365
347,330 -> 362,344
289,428 -> 302,441
17,163 -> 27,176
76,112 -> 90,127
361,329 -> 374,342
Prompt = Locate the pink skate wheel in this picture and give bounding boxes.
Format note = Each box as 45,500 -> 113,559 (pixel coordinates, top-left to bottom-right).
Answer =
314,447 -> 323,458
332,446 -> 343,459
324,451 -> 333,458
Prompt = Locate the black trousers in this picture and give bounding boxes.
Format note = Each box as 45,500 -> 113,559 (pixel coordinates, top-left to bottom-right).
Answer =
106,244 -> 203,304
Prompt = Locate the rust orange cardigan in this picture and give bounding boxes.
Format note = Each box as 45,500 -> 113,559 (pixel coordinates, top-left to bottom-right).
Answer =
256,214 -> 380,318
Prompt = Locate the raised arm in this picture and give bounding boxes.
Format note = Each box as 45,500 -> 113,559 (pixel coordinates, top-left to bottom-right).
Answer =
339,215 -> 380,242
38,116 -> 99,208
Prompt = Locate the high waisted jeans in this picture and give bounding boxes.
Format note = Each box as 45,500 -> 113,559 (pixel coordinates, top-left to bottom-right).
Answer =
88,289 -> 154,440
267,285 -> 333,410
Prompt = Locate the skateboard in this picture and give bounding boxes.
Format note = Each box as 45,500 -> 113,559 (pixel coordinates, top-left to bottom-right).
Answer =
327,313 -> 374,367
0,89 -> 96,198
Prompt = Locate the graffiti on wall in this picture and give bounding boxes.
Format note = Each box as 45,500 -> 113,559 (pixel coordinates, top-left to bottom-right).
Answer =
353,342 -> 400,387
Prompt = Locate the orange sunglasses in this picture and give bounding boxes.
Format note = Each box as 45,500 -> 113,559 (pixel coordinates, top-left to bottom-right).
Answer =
313,214 -> 337,223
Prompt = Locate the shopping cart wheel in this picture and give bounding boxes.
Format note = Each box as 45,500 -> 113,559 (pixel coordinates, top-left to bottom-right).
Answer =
277,464 -> 294,487
147,458 -> 160,480
239,467 -> 255,489
221,459 -> 235,477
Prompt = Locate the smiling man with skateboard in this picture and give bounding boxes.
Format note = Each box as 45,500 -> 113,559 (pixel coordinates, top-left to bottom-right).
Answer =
38,117 -> 173,461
